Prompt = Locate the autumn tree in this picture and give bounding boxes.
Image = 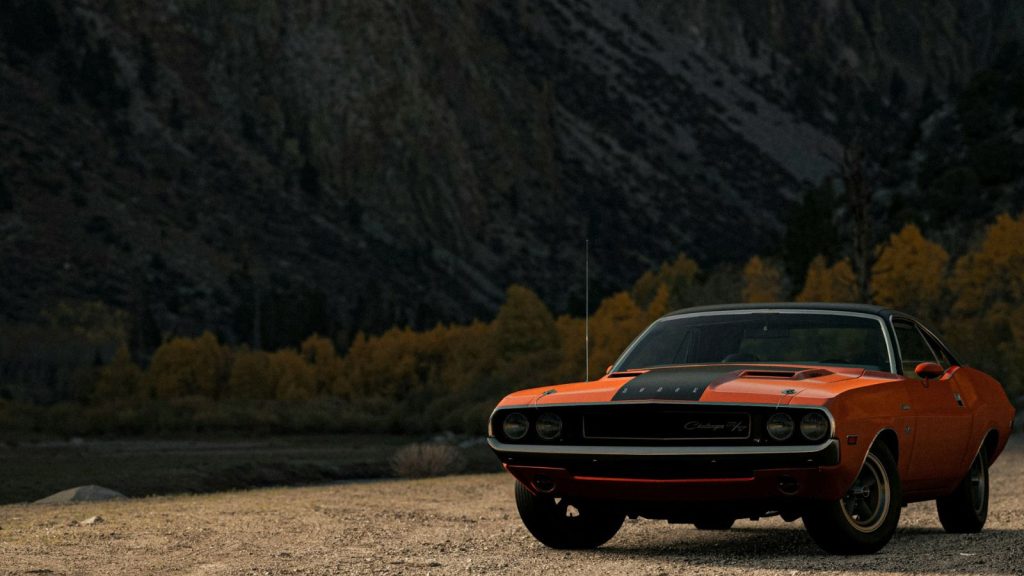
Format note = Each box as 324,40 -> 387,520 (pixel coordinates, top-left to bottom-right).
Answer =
146,332 -> 228,398
437,321 -> 496,396
93,344 -> 143,401
797,256 -> 858,302
300,334 -> 342,395
742,256 -> 784,303
632,253 -> 700,310
270,348 -> 316,400
339,328 -> 422,401
551,314 -> 586,383
587,292 -> 647,377
227,347 -> 275,399
947,213 -> 1024,397
949,213 -> 1024,314
871,224 -> 949,320
493,285 -> 559,361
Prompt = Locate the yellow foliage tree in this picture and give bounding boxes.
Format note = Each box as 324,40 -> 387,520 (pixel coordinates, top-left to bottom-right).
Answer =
742,256 -> 783,303
227,347 -> 275,399
93,344 -> 143,401
300,334 -> 342,395
270,348 -> 316,400
871,224 -> 949,319
588,291 -> 647,377
337,329 -> 410,399
552,314 -> 586,383
946,213 -> 1024,397
949,213 -> 1024,314
632,253 -> 700,309
437,321 -> 496,396
493,285 -> 559,360
797,256 -> 859,302
146,332 -> 228,398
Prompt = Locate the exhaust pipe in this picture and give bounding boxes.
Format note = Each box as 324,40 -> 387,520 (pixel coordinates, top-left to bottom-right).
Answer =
777,476 -> 799,495
532,475 -> 556,493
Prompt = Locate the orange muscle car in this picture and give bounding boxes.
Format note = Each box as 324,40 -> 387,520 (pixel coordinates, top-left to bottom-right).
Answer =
488,304 -> 1016,554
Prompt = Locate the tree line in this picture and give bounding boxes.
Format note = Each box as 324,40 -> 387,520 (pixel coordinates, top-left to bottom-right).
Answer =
2,214 -> 1023,437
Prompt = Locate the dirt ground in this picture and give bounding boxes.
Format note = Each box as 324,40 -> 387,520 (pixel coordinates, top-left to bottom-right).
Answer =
1,438 -> 1021,576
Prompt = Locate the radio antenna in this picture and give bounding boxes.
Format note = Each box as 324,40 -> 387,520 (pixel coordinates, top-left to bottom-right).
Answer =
585,238 -> 590,382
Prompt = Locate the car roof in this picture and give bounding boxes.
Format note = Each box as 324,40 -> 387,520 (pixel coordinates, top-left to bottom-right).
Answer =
663,302 -> 892,318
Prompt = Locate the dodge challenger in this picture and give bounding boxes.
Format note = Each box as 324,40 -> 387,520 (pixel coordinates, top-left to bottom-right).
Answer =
488,303 -> 1016,554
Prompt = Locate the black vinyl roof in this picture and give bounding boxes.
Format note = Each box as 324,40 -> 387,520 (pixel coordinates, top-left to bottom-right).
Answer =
663,302 -> 893,318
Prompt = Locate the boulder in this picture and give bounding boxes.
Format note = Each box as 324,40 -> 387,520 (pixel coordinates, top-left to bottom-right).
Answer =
35,485 -> 125,504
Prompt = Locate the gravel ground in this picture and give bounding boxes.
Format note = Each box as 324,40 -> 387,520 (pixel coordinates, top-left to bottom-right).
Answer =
1,438 -> 1021,576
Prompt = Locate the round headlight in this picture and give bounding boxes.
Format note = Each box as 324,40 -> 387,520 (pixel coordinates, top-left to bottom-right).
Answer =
535,413 -> 563,440
502,412 -> 529,440
800,412 -> 829,441
766,413 -> 794,441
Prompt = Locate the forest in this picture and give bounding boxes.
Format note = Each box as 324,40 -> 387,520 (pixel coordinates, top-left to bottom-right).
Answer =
2,213 -> 1023,438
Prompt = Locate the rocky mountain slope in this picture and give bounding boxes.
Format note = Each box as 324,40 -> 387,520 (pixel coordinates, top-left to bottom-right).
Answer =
1,0 -> 1021,346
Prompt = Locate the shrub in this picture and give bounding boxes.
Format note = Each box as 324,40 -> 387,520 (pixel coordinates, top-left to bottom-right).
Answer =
390,442 -> 466,478
147,332 -> 228,398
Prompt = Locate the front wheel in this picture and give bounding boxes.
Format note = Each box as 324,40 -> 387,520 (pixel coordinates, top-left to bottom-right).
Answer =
514,481 -> 624,549
803,442 -> 902,554
936,447 -> 989,533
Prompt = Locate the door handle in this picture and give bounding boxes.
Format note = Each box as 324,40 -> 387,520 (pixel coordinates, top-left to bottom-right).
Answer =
953,392 -> 965,407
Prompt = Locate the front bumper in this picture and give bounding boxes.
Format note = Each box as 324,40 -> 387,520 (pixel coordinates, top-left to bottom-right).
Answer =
489,437 -> 845,502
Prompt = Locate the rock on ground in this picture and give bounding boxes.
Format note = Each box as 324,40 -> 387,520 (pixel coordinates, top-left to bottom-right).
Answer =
34,485 -> 126,504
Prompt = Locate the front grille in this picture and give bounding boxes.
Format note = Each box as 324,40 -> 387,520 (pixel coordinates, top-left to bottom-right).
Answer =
490,404 -> 831,446
583,411 -> 751,441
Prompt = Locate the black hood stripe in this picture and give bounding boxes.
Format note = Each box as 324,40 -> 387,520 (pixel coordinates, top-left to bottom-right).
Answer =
611,365 -> 765,401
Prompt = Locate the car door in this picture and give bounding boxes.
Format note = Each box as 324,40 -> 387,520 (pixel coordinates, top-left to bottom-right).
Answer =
893,319 -> 972,491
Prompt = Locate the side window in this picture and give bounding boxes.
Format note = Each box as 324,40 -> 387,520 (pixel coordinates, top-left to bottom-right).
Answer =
921,331 -> 955,369
893,321 -> 939,378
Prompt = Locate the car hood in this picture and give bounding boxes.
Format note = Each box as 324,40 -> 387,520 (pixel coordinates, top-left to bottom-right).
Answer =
501,364 -> 879,408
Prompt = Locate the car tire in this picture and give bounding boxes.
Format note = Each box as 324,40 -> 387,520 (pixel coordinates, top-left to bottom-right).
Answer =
514,481 -> 624,549
693,516 -> 735,530
936,447 -> 989,533
803,442 -> 902,554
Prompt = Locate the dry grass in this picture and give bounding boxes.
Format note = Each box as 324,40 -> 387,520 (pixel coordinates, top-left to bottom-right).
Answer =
390,442 -> 466,478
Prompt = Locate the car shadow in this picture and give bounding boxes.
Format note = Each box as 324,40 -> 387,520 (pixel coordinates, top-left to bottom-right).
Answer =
595,525 -> 1024,574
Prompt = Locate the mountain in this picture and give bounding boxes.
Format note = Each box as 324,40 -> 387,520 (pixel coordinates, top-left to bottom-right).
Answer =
1,0 -> 1022,347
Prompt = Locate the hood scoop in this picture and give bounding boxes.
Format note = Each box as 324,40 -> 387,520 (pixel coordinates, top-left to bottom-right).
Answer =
608,370 -> 649,378
739,368 -> 833,380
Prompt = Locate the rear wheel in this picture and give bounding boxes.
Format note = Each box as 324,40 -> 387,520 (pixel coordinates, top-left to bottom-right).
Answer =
514,481 -> 624,549
803,442 -> 902,554
936,447 -> 989,533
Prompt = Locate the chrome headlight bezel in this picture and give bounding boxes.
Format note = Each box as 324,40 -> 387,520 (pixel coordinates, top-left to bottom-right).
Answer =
766,412 -> 795,441
799,411 -> 829,441
502,412 -> 529,440
535,412 -> 563,440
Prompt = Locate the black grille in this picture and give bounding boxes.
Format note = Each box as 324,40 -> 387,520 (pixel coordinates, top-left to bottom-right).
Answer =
584,411 -> 751,440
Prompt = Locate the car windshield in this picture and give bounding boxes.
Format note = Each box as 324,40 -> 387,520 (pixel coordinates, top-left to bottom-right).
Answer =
614,312 -> 892,373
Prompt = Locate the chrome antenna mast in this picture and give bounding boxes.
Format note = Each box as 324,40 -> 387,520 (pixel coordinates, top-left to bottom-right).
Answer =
585,238 -> 590,382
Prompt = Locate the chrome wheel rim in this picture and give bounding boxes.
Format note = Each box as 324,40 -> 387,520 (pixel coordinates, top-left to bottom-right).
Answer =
969,454 -> 987,515
841,452 -> 890,533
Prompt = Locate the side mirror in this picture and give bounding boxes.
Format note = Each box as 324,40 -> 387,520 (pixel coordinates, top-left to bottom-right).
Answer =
605,365 -> 613,375
915,362 -> 944,379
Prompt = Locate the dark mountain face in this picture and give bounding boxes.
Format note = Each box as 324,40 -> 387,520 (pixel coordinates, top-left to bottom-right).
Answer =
0,0 -> 1020,345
